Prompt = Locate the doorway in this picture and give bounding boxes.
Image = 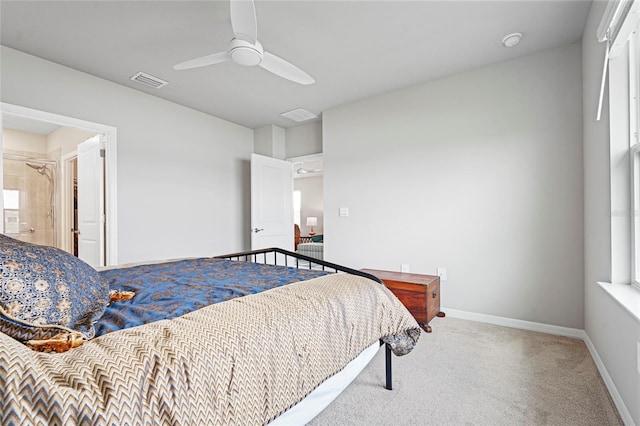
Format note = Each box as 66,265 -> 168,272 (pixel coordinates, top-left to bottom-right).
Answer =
288,153 -> 323,239
62,154 -> 79,256
0,103 -> 118,266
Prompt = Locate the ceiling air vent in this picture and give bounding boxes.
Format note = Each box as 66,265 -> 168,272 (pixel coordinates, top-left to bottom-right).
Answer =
130,71 -> 169,89
280,108 -> 317,123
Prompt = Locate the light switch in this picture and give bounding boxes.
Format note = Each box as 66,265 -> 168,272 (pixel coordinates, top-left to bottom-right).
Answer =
339,207 -> 349,217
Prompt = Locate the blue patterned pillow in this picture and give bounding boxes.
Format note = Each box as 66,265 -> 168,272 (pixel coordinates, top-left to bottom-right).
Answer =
0,234 -> 109,343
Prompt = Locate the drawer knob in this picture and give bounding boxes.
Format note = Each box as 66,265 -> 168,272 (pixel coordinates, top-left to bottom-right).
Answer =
432,290 -> 437,298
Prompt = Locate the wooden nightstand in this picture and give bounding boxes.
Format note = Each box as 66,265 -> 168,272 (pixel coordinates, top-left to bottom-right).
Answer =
361,269 -> 445,332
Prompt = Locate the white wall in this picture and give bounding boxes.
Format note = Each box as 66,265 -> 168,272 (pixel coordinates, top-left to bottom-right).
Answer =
286,121 -> 322,157
324,43 -> 584,329
1,46 -> 254,264
254,124 -> 286,160
582,2 -> 640,424
295,175 -> 323,235
2,129 -> 47,153
47,126 -> 97,156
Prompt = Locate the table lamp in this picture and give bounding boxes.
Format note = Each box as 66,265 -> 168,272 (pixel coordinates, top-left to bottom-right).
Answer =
306,217 -> 318,236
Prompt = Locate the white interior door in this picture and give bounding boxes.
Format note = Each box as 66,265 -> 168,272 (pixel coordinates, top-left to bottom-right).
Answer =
251,153 -> 294,251
77,135 -> 105,267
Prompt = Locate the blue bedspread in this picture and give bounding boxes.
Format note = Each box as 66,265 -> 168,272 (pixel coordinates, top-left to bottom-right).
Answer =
95,258 -> 328,336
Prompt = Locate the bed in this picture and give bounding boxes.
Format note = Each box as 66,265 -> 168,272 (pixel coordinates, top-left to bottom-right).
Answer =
0,235 -> 421,425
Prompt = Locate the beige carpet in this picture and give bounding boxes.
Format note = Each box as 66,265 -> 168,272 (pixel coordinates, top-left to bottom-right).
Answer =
310,317 -> 622,426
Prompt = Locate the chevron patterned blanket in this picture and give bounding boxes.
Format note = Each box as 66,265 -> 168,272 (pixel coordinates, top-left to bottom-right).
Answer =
1,273 -> 420,425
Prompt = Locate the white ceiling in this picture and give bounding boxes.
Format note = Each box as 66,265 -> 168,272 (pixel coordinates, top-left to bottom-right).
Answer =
2,114 -> 62,136
0,1 -> 591,130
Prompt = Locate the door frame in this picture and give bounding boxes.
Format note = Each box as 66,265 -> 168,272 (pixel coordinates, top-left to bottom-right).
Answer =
1,102 -> 118,265
60,150 -> 77,255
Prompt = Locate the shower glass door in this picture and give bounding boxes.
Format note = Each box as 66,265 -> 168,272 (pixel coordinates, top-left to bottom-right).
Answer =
2,155 -> 57,247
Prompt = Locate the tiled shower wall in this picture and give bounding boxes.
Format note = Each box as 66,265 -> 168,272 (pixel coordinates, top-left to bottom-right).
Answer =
2,149 -> 54,246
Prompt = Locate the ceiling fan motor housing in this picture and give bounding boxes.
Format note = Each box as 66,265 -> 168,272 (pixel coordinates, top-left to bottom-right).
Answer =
229,39 -> 264,66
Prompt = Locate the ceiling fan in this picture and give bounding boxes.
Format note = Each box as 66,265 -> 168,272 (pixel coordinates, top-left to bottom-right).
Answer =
174,0 -> 315,85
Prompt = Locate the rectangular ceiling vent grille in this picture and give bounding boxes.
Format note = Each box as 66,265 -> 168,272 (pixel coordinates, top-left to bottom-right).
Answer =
130,71 -> 169,89
280,108 -> 317,123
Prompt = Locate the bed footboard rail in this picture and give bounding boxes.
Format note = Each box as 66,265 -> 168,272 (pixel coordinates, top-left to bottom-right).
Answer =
214,247 -> 384,286
215,247 -> 394,390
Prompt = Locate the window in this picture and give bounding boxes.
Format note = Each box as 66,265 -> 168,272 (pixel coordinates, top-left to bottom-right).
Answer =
602,0 -> 640,287
633,146 -> 639,286
2,189 -> 20,234
293,190 -> 301,226
631,18 -> 640,287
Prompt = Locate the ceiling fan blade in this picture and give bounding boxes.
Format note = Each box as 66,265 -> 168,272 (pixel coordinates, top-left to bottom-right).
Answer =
230,0 -> 257,43
259,51 -> 315,85
174,51 -> 230,70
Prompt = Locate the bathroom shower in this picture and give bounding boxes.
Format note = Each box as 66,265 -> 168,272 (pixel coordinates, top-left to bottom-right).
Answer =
2,155 -> 58,247
25,162 -> 55,230
25,162 -> 54,183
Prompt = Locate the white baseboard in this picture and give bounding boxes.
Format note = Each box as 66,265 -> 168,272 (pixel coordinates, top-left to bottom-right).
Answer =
582,334 -> 636,426
442,307 -> 636,426
442,307 -> 584,338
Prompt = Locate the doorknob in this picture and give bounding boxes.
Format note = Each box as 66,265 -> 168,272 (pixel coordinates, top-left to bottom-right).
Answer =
252,228 -> 264,233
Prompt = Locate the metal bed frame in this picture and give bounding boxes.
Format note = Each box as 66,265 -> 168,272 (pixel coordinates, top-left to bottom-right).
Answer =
214,247 -> 395,390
